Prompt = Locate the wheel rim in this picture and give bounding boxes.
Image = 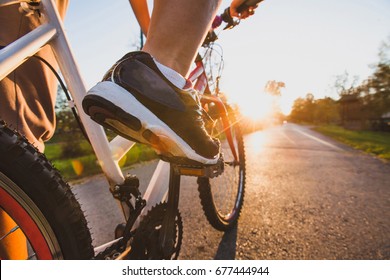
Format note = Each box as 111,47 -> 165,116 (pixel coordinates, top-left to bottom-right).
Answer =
0,172 -> 63,260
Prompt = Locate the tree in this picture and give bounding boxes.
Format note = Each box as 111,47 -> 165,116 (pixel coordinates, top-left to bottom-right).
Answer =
333,71 -> 359,97
55,87 -> 82,139
289,97 -> 305,122
290,93 -> 315,123
314,97 -> 340,124
264,80 -> 285,96
332,37 -> 390,130
370,38 -> 390,117
289,93 -> 340,124
54,86 -> 88,157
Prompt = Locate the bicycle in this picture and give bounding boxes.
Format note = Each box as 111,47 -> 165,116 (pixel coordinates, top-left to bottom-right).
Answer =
0,0 -> 261,260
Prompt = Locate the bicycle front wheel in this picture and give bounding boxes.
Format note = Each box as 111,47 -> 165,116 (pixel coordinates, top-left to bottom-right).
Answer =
198,106 -> 246,231
0,121 -> 94,259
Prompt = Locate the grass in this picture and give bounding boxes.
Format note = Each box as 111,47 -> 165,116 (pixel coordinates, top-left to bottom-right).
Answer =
44,139 -> 157,180
313,125 -> 390,161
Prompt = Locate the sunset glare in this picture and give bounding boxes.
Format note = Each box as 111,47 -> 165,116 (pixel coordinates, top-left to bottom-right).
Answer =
65,0 -> 390,118
228,89 -> 278,121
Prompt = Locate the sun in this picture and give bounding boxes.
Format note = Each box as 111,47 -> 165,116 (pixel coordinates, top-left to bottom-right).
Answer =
229,92 -> 279,121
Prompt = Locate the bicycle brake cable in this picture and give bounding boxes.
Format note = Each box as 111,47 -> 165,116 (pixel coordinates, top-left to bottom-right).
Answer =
32,55 -> 91,144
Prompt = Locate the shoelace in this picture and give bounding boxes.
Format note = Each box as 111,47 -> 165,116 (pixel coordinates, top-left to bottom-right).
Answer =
184,87 -> 216,132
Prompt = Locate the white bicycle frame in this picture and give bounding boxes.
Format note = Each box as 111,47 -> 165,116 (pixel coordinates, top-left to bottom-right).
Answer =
0,0 -> 169,224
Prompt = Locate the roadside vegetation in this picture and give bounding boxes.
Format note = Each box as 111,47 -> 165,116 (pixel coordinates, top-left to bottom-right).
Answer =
288,38 -> 389,132
45,138 -> 157,181
287,38 -> 390,162
313,125 -> 390,161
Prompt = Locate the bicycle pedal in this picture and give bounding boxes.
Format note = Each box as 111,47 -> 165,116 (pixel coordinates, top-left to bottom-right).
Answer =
173,155 -> 224,178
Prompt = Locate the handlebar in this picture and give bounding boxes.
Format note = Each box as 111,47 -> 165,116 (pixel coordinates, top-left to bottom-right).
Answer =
203,0 -> 264,47
0,0 -> 39,7
221,0 -> 264,30
236,0 -> 264,14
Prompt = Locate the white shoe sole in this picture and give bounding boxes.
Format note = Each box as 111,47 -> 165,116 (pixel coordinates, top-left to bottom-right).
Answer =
85,81 -> 219,165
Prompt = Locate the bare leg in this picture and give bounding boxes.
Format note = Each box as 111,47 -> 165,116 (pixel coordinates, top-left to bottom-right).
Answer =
143,0 -> 222,77
83,0 -> 222,164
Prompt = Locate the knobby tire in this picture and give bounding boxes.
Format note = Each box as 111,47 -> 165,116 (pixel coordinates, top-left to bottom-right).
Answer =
0,121 -> 94,259
198,107 -> 246,231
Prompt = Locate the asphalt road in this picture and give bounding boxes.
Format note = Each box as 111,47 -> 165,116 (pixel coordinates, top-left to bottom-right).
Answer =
71,123 -> 390,259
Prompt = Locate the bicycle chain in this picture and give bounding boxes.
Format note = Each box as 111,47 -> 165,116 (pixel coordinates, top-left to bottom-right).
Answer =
94,202 -> 183,260
94,238 -> 127,260
127,202 -> 183,260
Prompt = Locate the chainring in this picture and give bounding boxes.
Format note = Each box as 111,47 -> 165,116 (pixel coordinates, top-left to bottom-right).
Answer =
127,202 -> 183,259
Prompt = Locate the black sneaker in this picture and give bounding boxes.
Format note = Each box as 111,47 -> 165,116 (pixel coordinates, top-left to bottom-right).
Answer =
82,51 -> 220,165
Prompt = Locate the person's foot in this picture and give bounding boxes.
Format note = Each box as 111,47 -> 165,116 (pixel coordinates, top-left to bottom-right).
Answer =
82,51 -> 220,165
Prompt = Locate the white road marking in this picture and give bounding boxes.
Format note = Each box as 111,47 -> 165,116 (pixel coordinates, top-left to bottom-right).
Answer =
279,129 -> 296,144
293,127 -> 344,151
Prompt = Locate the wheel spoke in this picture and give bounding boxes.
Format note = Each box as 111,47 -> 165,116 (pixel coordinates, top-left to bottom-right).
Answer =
27,253 -> 37,260
0,225 -> 20,241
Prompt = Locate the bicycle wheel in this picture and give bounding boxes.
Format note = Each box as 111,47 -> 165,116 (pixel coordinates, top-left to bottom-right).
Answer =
0,121 -> 94,259
198,105 -> 245,231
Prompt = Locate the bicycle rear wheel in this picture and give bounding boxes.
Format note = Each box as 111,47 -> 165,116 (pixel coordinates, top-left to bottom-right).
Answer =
198,105 -> 245,231
0,121 -> 94,259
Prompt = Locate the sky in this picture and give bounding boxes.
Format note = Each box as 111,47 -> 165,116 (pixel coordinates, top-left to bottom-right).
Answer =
64,0 -> 390,117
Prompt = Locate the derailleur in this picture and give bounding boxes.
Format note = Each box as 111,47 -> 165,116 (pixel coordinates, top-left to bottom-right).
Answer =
94,174 -> 145,260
